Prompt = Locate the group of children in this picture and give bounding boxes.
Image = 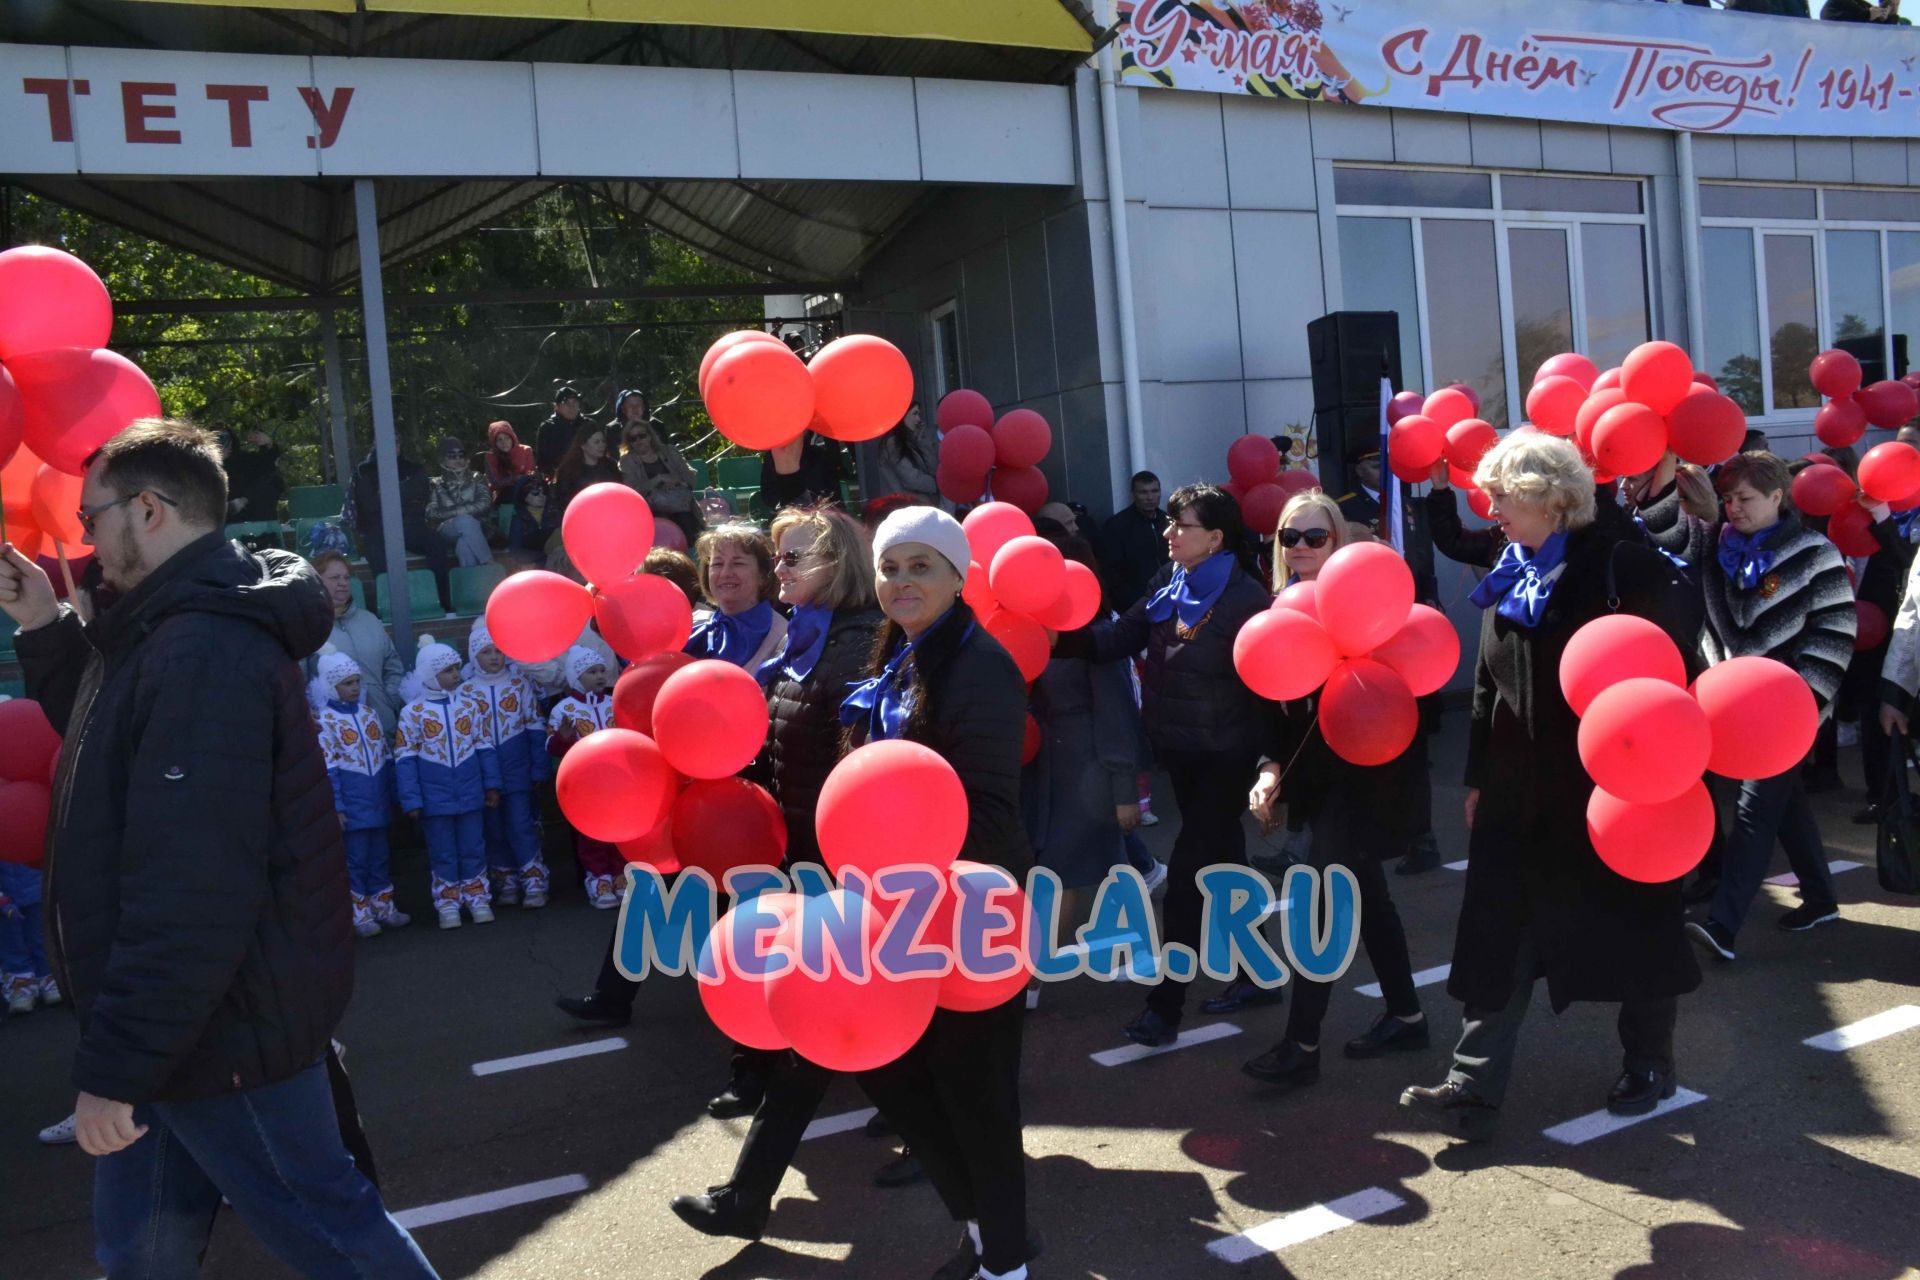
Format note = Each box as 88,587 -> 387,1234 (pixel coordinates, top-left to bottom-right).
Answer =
308,617 -> 626,934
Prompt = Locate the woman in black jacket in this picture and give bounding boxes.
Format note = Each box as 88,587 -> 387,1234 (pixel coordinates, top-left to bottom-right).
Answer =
1058,484 -> 1273,1045
551,422 -> 621,517
1401,431 -> 1703,1143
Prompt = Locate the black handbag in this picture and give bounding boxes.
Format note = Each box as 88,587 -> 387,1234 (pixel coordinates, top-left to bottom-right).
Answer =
1876,733 -> 1920,896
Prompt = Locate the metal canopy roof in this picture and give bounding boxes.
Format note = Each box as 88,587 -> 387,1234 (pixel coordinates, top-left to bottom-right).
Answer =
1,1 -> 1100,295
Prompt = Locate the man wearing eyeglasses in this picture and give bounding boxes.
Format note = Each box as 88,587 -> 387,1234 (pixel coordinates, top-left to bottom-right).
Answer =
0,419 -> 437,1278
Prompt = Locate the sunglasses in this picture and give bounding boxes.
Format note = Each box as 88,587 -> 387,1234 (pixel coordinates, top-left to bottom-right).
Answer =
1278,527 -> 1333,549
77,490 -> 176,536
776,549 -> 814,567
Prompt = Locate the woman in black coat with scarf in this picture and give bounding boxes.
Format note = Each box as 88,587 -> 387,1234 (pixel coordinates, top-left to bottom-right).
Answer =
1401,432 -> 1703,1143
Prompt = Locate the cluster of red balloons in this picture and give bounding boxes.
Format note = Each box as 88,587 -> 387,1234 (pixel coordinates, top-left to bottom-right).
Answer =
1792,449 -> 1920,558
1811,348 -> 1920,451
0,698 -> 60,866
933,390 -> 1054,514
699,330 -> 916,452
0,247 -> 163,567
1385,384 -> 1504,518
1222,434 -> 1324,535
955,502 -> 1099,681
1561,615 -> 1815,883
1232,543 -> 1460,766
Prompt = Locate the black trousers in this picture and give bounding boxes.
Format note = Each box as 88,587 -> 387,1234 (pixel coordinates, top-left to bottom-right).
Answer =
1284,800 -> 1419,1046
859,1000 -> 1027,1273
728,1053 -> 834,1208
592,919 -> 778,1087
1148,749 -> 1259,1022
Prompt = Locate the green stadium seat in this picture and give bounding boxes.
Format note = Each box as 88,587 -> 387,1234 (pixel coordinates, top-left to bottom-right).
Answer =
288,484 -> 343,519
375,569 -> 445,621
0,624 -> 17,662
712,456 -> 761,491
0,679 -> 24,701
449,563 -> 507,615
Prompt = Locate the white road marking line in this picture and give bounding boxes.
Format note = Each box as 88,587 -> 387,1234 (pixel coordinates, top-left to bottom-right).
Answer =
1207,1186 -> 1406,1262
1444,860 -> 1469,872
470,1037 -> 627,1076
1765,859 -> 1863,887
801,1107 -> 878,1141
1541,1087 -> 1707,1146
1803,1005 -> 1920,1052
1356,963 -> 1450,999
393,1175 -> 590,1229
1090,1021 -> 1242,1067
1056,932 -> 1146,959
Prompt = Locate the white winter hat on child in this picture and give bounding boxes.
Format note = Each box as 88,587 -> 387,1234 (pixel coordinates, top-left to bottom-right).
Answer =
318,649 -> 362,693
871,506 -> 971,584
413,636 -> 463,685
468,617 -> 498,661
565,645 -> 609,690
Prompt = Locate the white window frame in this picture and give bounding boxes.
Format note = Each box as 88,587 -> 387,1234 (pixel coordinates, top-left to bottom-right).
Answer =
928,299 -> 962,401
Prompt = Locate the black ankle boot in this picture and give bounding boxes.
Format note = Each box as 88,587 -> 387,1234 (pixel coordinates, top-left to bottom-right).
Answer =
1241,1041 -> 1320,1089
669,1186 -> 768,1240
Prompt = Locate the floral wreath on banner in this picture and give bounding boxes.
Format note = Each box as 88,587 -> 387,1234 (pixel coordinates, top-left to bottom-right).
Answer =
1117,0 -> 1380,103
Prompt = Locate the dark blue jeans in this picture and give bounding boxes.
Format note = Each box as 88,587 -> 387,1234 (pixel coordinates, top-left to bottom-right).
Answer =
1708,769 -> 1837,940
94,1059 -> 437,1280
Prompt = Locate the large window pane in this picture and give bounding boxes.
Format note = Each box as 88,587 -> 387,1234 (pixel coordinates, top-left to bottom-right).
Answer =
1334,167 -> 1493,209
1507,226 -> 1573,392
1893,232 -> 1920,380
1338,216 -> 1423,393
1765,234 -> 1821,411
1582,223 -> 1651,372
1824,188 -> 1920,224
1826,230 -> 1887,383
1700,184 -> 1817,220
1422,219 -> 1507,426
1703,227 -> 1763,414
1501,175 -> 1641,215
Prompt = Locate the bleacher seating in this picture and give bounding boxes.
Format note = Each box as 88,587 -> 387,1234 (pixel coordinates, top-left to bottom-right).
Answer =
450,563 -> 507,616
375,569 -> 445,621
287,484 -> 344,519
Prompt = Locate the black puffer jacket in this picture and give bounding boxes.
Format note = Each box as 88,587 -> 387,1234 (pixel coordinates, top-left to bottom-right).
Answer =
19,534 -> 353,1105
760,607 -> 882,865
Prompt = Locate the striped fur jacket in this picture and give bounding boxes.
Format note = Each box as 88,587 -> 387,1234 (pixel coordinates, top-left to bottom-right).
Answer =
1700,514 -> 1856,716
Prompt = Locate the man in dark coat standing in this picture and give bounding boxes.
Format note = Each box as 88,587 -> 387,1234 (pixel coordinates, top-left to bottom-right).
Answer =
1096,470 -> 1168,611
0,419 -> 437,1278
535,384 -> 586,476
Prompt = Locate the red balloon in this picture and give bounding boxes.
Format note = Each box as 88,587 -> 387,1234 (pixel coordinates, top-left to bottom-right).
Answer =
1386,391 -> 1426,426
961,559 -> 996,614
939,423 -> 996,479
1692,656 -> 1817,779
1591,403 -> 1668,477
1574,388 -> 1629,454
1221,480 -> 1248,505
962,503 -> 1036,570
810,336 -> 914,443
1588,781 -> 1714,884
653,520 -> 689,552
1388,414 -> 1445,474
1815,397 -> 1868,449
29,464 -> 85,548
0,247 -> 113,361
1320,658 -> 1418,766
1466,486 -> 1495,520
1809,348 -> 1864,401
1828,501 -> 1879,557
1241,482 -> 1288,536
1233,607 -> 1338,702
594,573 -> 694,662
767,891 -> 940,1072
698,330 -> 785,397
1621,340 -> 1693,416
652,659 -> 771,780
1803,452 -> 1840,469
1691,371 -> 1720,392
1422,388 -> 1474,430
992,410 -> 1052,469
1445,382 -> 1482,415
1525,375 -> 1587,437
1856,601 -> 1890,652
1022,714 -> 1041,764
707,341 -> 815,451
1859,442 -> 1920,504
1857,379 -> 1920,431
983,607 -> 1049,683
1030,561 -> 1102,632
562,483 -> 654,586
671,778 -> 787,877
697,894 -> 803,1051
1275,468 -> 1322,498
1577,678 -> 1710,804
486,570 -> 595,663
1593,367 -> 1624,393
0,780 -> 50,866
12,348 -> 162,476
1370,604 -> 1460,697
1559,615 -> 1686,717
611,651 -> 696,735
936,389 -> 995,434
1444,419 -> 1499,471
617,821 -> 681,875
989,535 -> 1067,617
927,860 -> 1032,1012
818,740 -> 967,878
937,460 -> 987,506
1273,579 -> 1318,620
0,698 -> 61,782
1,441 -> 40,531
555,728 -> 678,843
0,363 -> 21,468
991,465 -> 1049,515
1791,464 -> 1856,518
1227,434 -> 1281,489
1536,352 -> 1601,391
1666,391 -> 1746,467
1315,542 -> 1415,656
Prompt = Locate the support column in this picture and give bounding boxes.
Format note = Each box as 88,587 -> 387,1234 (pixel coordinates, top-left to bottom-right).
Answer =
320,310 -> 354,491
353,179 -> 413,653
1097,0 -> 1147,512
1676,133 -> 1706,367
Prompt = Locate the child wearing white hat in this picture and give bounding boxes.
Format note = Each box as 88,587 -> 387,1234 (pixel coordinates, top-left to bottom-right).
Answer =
464,619 -> 551,909
546,645 -> 623,908
313,648 -> 407,937
394,637 -> 502,929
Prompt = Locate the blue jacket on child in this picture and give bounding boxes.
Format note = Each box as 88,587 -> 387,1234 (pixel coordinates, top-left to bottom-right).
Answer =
317,698 -> 394,831
464,671 -> 548,793
394,687 -> 501,816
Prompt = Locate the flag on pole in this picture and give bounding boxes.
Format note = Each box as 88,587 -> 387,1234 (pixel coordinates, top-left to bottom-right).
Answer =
1379,375 -> 1402,554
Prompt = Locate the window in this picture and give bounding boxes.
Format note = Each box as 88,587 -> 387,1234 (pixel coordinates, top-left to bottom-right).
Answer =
1699,184 -> 1817,221
1893,232 -> 1920,381
1334,167 -> 1650,428
1702,228 -> 1763,415
1826,230 -> 1887,383
928,301 -> 961,400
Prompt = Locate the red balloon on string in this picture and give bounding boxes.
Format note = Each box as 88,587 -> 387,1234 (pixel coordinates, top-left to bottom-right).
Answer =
1,441 -> 40,531
1574,388 -> 1628,454
653,520 -> 688,552
1320,658 -> 1419,766
936,389 -> 995,434
594,573 -> 694,662
1588,780 -> 1714,884
1591,403 -> 1668,477
1022,714 -> 1041,764
1857,379 -> 1920,431
1791,464 -> 1856,517
1370,604 -> 1460,697
1691,372 -> 1720,391
652,659 -> 772,780
1621,340 -> 1694,416
1314,541 -> 1416,657
991,465 -> 1049,515
1467,486 -> 1495,520
1803,452 -> 1840,469
993,410 -> 1052,469
1030,560 -> 1102,632
563,483 -> 654,585
937,460 -> 987,505
1227,434 -> 1281,489
1815,398 -> 1868,449
1577,678 -> 1711,804
617,821 -> 681,875
0,780 -> 51,866
1422,388 -> 1474,429
0,246 -> 113,361
1388,414 -> 1445,474
817,740 -> 967,879
940,423 -> 996,479
1666,390 -> 1746,467
486,570 -> 595,663
555,728 -> 678,843
1559,614 -> 1686,717
766,891 -> 940,1072
12,348 -> 163,476
1273,579 -> 1318,619
1221,480 -> 1248,505
1386,391 -> 1426,425
961,559 -> 996,614
0,698 -> 60,782
989,536 -> 1067,617
1241,482 -> 1288,536
1809,348 -> 1865,401
1445,383 -> 1481,415
1692,656 -> 1817,779
810,336 -> 915,443
926,860 -> 1032,1012
670,778 -> 788,877
1276,468 -> 1322,498
611,651 -> 697,735
1536,352 -> 1600,391
1525,375 -> 1587,437
697,894 -> 803,1051
1828,501 -> 1879,557
707,341 -> 815,451
983,607 -> 1049,682
29,464 -> 85,548
1856,601 -> 1890,652
1444,419 -> 1499,471
1593,367 -> 1624,393
963,503 -> 1036,568
1233,607 -> 1338,702
698,330 -> 785,398
1859,442 -> 1920,504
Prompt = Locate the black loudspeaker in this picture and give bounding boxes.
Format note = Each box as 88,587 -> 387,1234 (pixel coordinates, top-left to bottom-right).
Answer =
1308,311 -> 1404,412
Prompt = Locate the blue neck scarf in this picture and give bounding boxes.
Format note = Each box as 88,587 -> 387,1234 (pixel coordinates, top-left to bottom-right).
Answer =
1145,550 -> 1236,629
1897,507 -> 1920,542
1716,521 -> 1780,590
1469,531 -> 1571,628
839,608 -> 968,742
759,603 -> 833,685
686,599 -> 776,667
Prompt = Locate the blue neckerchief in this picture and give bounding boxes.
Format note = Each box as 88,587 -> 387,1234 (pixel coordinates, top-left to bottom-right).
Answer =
1631,513 -> 1693,571
839,609 -> 972,742
1145,550 -> 1235,629
1716,521 -> 1780,590
1469,531 -> 1571,628
1895,507 -> 1920,542
759,603 -> 833,685
685,600 -> 776,667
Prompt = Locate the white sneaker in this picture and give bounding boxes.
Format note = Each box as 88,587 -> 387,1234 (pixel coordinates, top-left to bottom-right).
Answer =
6,979 -> 35,1014
37,976 -> 61,1006
468,900 -> 495,924
375,904 -> 412,929
1140,860 -> 1168,893
436,904 -> 463,930
522,886 -> 548,909
589,878 -> 619,910
1139,810 -> 1160,828
494,878 -> 522,907
38,1114 -> 76,1146
353,916 -> 383,938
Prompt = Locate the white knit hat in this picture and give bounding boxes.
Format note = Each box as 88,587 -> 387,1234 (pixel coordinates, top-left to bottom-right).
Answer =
468,616 -> 498,661
412,636 -> 463,685
565,645 -> 609,690
317,649 -> 362,694
872,505 -> 970,584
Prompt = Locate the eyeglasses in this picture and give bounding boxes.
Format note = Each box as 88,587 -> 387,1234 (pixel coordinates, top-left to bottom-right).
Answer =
77,490 -> 176,535
1170,520 -> 1208,532
1278,527 -> 1333,549
777,549 -> 813,567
